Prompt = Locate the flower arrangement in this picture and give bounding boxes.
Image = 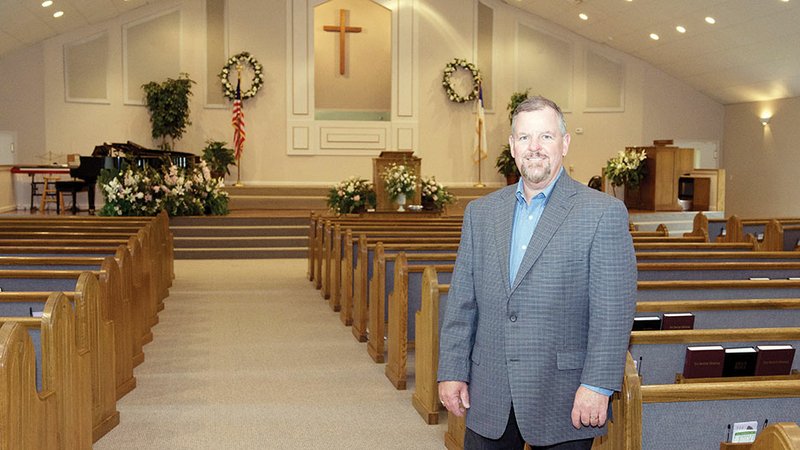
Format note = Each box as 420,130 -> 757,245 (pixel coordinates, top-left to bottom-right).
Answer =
442,58 -> 482,103
98,160 -> 229,216
382,163 -> 417,201
219,51 -> 263,100
327,176 -> 376,214
604,148 -> 648,190
420,176 -> 455,211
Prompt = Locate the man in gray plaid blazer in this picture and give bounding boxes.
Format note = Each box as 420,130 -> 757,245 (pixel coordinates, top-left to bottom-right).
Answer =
438,96 -> 637,449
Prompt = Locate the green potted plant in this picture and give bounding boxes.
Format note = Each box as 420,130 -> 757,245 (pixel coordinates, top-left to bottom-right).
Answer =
327,176 -> 376,214
201,140 -> 236,178
142,73 -> 195,150
604,148 -> 648,208
495,89 -> 530,184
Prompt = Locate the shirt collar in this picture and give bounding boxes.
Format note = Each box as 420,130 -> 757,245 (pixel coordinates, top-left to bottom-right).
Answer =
514,167 -> 563,205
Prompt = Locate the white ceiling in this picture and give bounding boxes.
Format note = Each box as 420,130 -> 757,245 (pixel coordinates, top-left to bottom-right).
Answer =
1,0 -> 798,105
503,0 -> 800,104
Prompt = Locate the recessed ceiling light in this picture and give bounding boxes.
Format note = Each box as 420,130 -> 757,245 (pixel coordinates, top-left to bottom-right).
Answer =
649,33 -> 660,40
579,13 -> 588,21
705,16 -> 716,24
41,0 -> 53,7
53,10 -> 63,17
676,25 -> 686,33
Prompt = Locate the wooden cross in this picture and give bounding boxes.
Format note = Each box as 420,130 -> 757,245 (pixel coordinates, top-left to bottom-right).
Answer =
323,9 -> 362,75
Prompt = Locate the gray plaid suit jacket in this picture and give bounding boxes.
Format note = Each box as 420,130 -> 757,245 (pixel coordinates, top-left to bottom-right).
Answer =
437,174 -> 637,446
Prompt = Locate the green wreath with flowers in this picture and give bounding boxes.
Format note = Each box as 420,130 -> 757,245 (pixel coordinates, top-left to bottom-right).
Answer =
219,52 -> 263,100
441,58 -> 482,103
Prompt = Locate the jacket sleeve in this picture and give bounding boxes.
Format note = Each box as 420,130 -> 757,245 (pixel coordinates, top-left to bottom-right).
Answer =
437,201 -> 479,383
581,199 -> 637,391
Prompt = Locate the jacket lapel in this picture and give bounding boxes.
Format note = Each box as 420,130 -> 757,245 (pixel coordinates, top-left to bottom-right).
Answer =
510,175 -> 578,294
493,185 -> 517,297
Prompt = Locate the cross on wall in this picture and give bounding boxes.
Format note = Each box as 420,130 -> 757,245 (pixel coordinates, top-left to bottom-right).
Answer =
323,9 -> 362,75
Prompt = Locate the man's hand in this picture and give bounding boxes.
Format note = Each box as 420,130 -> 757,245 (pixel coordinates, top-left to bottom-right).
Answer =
570,385 -> 609,429
438,381 -> 470,417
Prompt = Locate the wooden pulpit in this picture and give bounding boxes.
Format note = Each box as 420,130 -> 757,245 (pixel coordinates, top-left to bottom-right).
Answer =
372,151 -> 421,211
634,140 -> 695,211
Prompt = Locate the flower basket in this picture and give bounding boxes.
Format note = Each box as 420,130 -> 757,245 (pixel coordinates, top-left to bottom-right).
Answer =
420,176 -> 455,212
327,176 -> 376,214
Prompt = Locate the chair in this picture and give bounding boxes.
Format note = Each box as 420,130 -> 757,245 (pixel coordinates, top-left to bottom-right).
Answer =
39,176 -> 64,213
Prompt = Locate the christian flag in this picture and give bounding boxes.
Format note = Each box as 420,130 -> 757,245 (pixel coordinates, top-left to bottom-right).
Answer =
473,84 -> 488,162
232,79 -> 246,160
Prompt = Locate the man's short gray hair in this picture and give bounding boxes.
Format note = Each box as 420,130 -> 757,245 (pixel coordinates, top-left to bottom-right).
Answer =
511,95 -> 568,136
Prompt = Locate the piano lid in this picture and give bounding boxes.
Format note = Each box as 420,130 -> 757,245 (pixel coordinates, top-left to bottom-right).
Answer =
92,141 -> 196,159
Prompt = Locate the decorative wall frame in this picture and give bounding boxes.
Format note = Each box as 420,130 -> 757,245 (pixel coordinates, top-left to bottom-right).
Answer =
64,31 -> 110,104
122,8 -> 182,105
286,0 -> 418,156
515,22 -> 574,112
584,48 -> 625,112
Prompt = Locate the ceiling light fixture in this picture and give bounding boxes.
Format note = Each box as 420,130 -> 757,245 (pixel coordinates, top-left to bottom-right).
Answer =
579,13 -> 588,21
649,33 -> 660,40
705,17 -> 716,24
53,10 -> 64,17
676,25 -> 686,33
41,0 -> 53,7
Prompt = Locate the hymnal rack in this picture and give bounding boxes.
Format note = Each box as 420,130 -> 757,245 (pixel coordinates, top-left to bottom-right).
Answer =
675,369 -> 800,384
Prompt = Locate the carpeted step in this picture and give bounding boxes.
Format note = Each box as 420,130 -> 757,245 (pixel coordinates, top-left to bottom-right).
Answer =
171,225 -> 307,237
174,236 -> 307,249
174,247 -> 307,259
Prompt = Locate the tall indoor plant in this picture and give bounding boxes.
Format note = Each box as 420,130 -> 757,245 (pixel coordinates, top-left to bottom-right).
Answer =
142,73 -> 195,150
495,89 -> 529,184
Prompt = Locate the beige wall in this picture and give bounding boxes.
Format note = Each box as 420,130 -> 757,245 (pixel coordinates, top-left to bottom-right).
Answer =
723,96 -> 800,217
0,167 -> 14,212
1,0 -> 726,197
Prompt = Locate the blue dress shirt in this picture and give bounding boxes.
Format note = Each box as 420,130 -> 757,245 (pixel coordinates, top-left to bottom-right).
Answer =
508,169 -> 613,398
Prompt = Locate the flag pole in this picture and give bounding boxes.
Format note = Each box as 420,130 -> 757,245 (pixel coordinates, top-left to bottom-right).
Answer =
474,82 -> 486,188
234,64 -> 244,187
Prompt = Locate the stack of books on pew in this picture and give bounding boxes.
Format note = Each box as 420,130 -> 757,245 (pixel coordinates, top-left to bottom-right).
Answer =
632,312 -> 695,331
682,344 -> 796,379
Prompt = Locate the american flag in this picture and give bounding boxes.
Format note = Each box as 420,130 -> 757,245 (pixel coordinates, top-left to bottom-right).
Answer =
232,79 -> 246,160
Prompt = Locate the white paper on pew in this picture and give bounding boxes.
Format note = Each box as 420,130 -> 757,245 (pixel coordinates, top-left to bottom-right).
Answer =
749,277 -> 770,281
731,421 -> 758,443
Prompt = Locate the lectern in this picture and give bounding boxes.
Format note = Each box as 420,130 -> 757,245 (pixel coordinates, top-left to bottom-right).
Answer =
632,140 -> 695,211
372,151 -> 421,211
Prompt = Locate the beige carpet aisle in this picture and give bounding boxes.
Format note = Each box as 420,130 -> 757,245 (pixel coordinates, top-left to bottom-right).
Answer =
94,259 -> 448,449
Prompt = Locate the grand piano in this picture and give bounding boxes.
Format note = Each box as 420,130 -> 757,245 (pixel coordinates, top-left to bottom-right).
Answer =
57,141 -> 198,214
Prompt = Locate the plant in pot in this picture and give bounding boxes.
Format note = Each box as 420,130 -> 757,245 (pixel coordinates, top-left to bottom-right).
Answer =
201,140 -> 236,179
495,89 -> 530,185
142,73 -> 195,150
604,148 -> 648,208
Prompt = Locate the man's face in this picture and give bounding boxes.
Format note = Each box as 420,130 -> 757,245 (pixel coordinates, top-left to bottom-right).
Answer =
509,108 -> 570,192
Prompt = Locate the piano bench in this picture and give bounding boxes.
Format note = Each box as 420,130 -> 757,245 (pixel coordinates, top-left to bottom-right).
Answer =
55,181 -> 90,215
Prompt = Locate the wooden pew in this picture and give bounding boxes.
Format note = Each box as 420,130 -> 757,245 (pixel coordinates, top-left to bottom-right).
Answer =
636,251 -> 800,262
349,236 -> 459,342
764,219 -> 800,252
0,292 -> 93,449
0,213 -> 173,301
634,242 -> 755,252
309,214 -> 462,286
0,272 -> 118,441
368,247 -> 456,365
0,261 -> 135,400
0,321 -> 58,449
637,279 -> 800,301
636,261 -> 800,281
322,224 -> 461,300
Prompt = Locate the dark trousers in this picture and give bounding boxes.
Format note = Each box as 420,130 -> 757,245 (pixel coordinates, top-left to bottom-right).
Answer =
464,406 -> 594,450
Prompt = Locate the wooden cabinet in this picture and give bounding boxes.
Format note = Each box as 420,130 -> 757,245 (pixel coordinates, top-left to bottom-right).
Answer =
633,141 -> 695,211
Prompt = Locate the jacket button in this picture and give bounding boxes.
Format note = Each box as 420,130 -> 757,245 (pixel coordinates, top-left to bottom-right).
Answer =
509,315 -> 517,322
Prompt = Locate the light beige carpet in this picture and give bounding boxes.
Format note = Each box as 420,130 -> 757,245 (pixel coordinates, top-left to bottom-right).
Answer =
94,259 -> 448,449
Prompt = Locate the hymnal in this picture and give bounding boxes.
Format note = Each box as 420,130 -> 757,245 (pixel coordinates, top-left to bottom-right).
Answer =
683,345 -> 724,378
662,312 -> 695,330
755,345 -> 796,376
632,316 -> 662,331
723,347 -> 757,377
